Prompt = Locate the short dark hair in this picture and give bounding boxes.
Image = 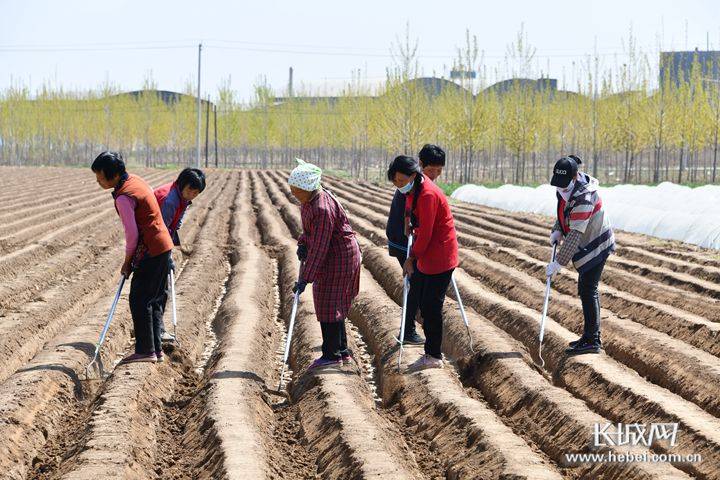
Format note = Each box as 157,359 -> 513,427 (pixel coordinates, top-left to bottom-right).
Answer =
387,155 -> 421,181
91,151 -> 126,179
177,168 -> 206,192
418,144 -> 445,167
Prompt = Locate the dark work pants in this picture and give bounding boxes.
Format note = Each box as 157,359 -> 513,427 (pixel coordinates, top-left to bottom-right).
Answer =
154,257 -> 173,334
417,268 -> 454,359
130,251 -> 171,354
397,256 -> 421,336
577,257 -> 607,344
320,321 -> 349,361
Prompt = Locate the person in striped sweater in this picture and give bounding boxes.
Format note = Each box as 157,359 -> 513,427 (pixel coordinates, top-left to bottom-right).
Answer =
546,155 -> 615,355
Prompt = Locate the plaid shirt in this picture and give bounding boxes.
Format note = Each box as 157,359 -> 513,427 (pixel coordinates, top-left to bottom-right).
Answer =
299,190 -> 361,323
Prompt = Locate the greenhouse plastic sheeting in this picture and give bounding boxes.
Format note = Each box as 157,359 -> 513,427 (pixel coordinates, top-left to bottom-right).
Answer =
452,182 -> 720,250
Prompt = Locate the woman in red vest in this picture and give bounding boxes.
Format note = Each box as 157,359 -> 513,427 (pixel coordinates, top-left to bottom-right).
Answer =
387,155 -> 459,369
92,151 -> 174,364
153,168 -> 206,342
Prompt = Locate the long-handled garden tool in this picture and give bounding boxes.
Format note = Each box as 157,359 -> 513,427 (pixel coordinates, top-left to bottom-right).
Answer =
169,269 -> 180,347
85,275 -> 126,379
396,234 -> 414,372
450,274 -> 474,353
278,262 -> 304,392
537,243 -> 558,368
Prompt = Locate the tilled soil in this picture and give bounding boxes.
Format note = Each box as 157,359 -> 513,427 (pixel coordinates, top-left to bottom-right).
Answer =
0,166 -> 718,479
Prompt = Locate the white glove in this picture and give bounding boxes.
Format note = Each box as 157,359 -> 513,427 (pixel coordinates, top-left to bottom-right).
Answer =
550,230 -> 563,246
546,261 -> 562,278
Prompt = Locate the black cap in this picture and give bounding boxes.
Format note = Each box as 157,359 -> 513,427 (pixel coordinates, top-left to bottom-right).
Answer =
550,156 -> 579,188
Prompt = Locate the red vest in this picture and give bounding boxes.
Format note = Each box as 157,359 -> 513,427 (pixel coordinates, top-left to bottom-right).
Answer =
113,174 -> 174,257
154,181 -> 188,232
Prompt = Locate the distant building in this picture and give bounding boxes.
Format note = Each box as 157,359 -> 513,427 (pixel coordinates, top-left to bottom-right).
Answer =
659,50 -> 720,87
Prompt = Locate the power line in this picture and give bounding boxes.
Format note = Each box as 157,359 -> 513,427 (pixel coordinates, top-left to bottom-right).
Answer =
0,40 -> 659,59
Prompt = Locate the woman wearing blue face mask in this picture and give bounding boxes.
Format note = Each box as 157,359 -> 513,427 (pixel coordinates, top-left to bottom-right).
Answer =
548,155 -> 615,355
386,155 -> 459,369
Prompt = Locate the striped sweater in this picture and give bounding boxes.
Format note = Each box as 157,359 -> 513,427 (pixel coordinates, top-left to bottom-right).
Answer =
553,174 -> 615,273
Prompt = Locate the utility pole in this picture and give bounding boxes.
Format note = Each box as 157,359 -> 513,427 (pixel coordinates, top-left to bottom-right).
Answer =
214,104 -> 219,168
205,94 -> 210,167
196,43 -> 202,168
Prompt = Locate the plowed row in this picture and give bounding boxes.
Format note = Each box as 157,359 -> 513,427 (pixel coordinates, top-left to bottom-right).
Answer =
0,166 -> 717,479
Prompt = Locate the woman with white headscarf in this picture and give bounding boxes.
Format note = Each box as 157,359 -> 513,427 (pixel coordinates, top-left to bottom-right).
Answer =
288,159 -> 362,369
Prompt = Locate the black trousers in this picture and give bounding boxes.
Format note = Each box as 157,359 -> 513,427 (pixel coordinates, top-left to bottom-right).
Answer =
397,257 -> 421,336
129,251 -> 171,354
414,268 -> 454,359
154,257 -> 173,334
320,321 -> 349,361
577,257 -> 607,343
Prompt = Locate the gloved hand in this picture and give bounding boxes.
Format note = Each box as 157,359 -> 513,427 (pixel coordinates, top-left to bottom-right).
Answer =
169,256 -> 176,272
546,261 -> 562,278
297,243 -> 308,261
292,279 -> 308,295
550,230 -> 563,246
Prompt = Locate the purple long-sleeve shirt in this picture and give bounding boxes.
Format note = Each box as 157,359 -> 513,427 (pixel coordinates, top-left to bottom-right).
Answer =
116,194 -> 139,256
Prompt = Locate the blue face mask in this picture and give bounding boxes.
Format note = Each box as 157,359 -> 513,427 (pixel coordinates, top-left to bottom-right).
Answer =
398,179 -> 414,194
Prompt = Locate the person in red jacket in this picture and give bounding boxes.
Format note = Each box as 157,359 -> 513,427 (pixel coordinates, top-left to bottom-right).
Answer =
153,167 -> 206,342
92,151 -> 174,364
387,155 -> 459,369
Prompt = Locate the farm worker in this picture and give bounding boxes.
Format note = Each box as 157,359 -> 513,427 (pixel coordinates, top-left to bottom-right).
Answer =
91,151 -> 174,364
153,167 -> 207,343
289,159 -> 362,369
387,154 -> 459,369
547,155 -> 615,355
385,144 -> 447,345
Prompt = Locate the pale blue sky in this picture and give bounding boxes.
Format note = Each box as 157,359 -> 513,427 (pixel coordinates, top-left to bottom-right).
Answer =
1,0 -> 718,101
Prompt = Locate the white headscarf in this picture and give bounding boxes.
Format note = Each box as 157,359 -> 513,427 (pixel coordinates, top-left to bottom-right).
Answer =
288,158 -> 322,191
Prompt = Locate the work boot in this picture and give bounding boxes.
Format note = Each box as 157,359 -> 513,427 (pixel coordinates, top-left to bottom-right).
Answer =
568,336 -> 586,348
404,331 -> 425,345
565,339 -> 601,355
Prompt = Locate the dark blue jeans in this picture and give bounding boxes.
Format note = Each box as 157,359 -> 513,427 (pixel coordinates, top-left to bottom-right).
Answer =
577,257 -> 607,344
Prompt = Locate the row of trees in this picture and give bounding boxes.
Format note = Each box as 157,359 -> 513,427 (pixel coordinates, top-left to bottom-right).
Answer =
1,32 -> 719,185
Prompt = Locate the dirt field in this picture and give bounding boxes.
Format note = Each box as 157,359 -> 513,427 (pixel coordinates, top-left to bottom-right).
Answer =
1,166 -> 719,479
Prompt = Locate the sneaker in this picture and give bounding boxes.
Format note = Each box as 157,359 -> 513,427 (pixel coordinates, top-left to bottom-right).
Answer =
121,352 -> 157,364
412,354 -> 444,370
341,353 -> 352,365
160,331 -> 176,343
569,336 -> 602,349
565,340 -> 602,355
155,350 -> 165,363
308,357 -> 343,369
403,332 -> 425,345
